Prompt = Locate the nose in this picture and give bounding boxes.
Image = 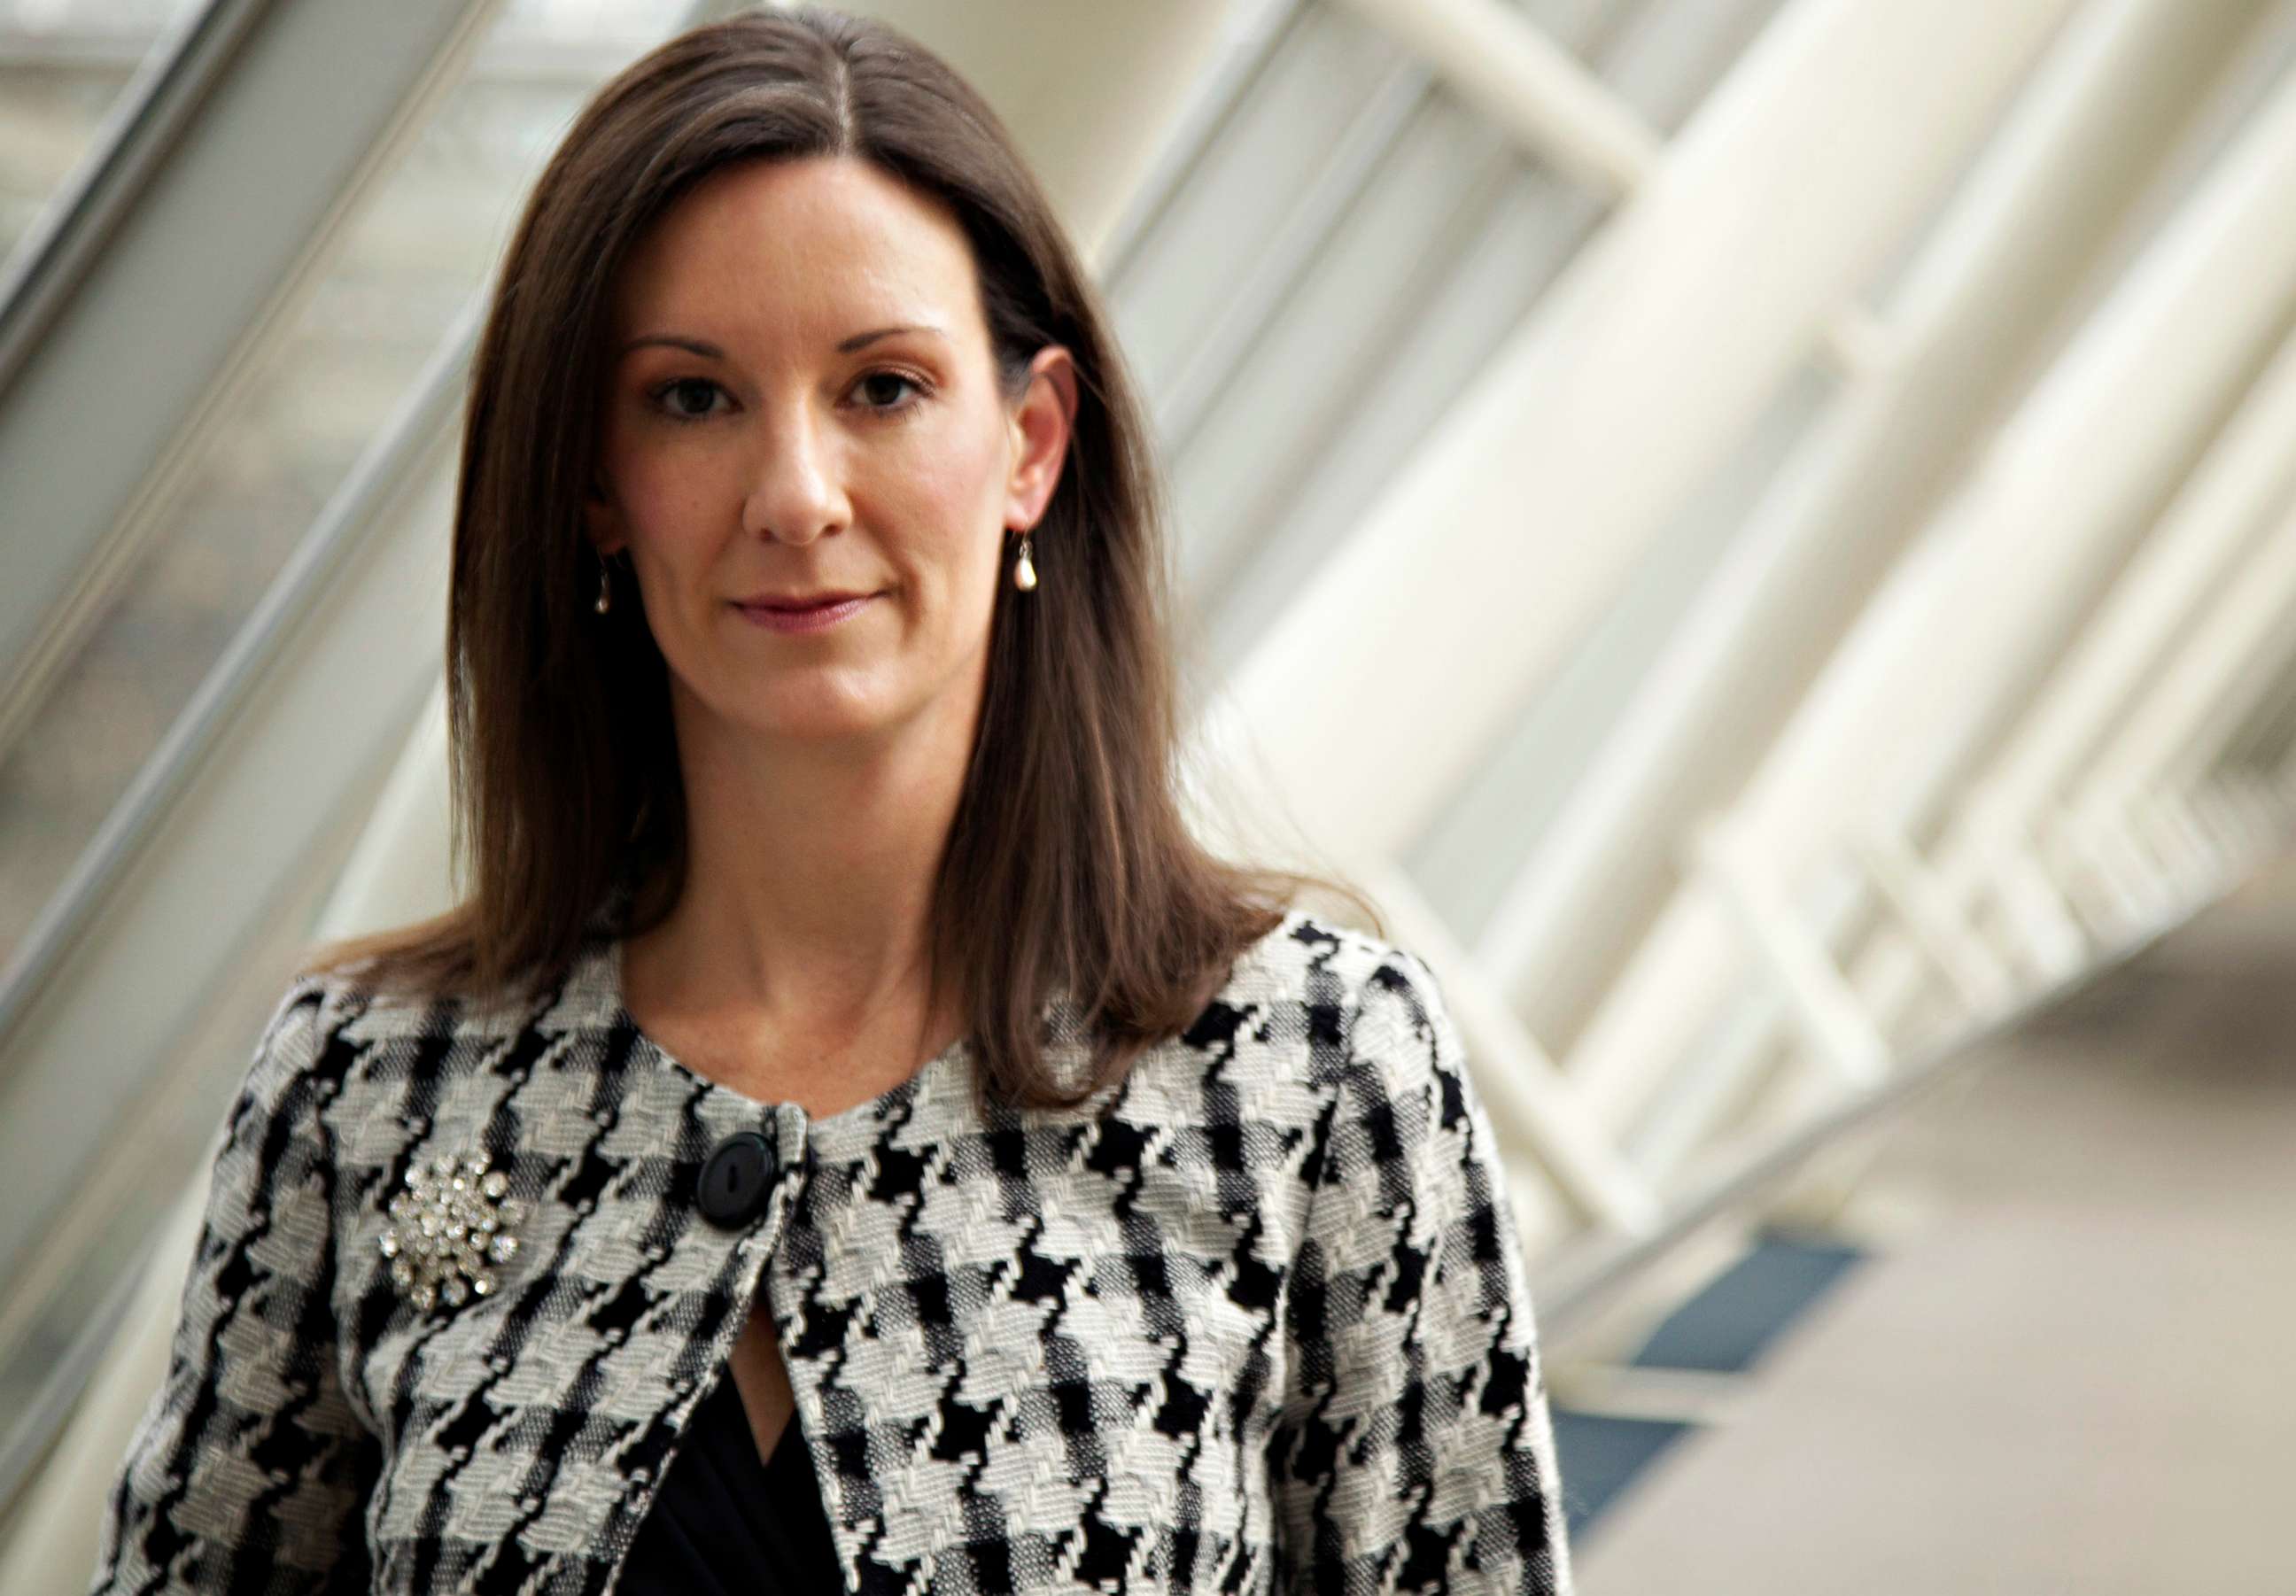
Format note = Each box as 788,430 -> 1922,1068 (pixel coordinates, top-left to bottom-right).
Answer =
741,402 -> 849,545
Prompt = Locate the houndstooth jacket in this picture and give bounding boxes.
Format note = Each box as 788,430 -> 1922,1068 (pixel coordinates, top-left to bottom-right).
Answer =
88,904 -> 1575,1595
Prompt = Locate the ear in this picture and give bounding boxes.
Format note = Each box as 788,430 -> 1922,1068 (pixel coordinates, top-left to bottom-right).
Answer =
1004,345 -> 1078,532
583,469 -> 625,558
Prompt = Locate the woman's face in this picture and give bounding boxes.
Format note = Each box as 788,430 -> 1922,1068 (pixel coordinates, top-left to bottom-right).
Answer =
586,154 -> 1074,754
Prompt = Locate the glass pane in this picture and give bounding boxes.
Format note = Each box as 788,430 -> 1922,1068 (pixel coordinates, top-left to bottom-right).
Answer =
0,0 -> 702,966
0,0 -> 212,267
1402,356 -> 1838,1056
1516,0 -> 1796,138
1105,4 -> 1617,692
0,0 -> 714,1446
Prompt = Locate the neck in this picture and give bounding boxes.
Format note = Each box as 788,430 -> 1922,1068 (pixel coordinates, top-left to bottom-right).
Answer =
628,675 -> 976,1057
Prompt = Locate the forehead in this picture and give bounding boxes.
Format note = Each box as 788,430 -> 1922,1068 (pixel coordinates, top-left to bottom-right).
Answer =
609,154 -> 982,340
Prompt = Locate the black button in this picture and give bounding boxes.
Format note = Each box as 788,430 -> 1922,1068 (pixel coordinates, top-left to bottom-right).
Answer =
698,1131 -> 778,1228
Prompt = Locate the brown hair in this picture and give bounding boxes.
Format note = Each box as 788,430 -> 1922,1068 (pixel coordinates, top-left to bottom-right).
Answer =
304,4 -> 1375,1111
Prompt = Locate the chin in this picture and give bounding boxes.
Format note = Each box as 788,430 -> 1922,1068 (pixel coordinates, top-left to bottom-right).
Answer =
740,683 -> 900,742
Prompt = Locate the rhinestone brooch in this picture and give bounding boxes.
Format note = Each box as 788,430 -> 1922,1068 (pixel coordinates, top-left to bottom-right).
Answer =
380,1149 -> 530,1312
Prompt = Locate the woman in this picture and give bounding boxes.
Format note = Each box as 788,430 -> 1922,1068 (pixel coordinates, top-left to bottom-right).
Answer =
88,7 -> 1574,1592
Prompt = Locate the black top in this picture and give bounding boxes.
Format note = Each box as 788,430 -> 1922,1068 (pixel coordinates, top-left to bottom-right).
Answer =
618,1367 -> 845,1593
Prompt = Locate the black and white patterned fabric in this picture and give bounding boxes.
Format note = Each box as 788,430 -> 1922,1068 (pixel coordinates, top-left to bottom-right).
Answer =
89,906 -> 1574,1594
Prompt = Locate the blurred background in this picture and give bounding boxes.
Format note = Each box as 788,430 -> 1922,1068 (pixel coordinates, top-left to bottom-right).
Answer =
3,0 -> 2293,1590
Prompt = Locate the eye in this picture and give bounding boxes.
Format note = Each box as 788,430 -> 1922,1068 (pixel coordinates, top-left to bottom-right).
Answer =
851,368 -> 928,414
648,376 -> 730,422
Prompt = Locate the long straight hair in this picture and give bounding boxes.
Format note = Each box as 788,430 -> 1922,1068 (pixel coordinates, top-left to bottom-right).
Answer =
304,5 -> 1375,1110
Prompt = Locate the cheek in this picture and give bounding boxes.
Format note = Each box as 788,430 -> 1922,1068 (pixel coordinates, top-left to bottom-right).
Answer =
610,442 -> 725,531
880,420 -> 1007,576
608,489 -> 741,609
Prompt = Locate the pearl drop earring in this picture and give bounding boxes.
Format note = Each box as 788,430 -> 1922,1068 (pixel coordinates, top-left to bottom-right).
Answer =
1012,530 -> 1036,592
594,558 -> 612,615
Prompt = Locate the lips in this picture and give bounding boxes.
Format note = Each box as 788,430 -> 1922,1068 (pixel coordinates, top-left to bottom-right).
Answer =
731,593 -> 875,633
740,594 -> 868,610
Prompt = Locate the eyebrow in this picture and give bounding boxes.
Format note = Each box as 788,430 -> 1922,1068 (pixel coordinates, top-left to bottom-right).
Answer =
616,323 -> 949,360
838,322 -> 945,353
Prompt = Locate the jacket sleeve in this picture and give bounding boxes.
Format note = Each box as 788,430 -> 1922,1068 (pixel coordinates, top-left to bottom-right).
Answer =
88,978 -> 377,1594
1275,948 -> 1576,1595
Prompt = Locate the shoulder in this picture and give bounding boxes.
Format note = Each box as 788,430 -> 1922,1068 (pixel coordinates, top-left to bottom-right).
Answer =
237,961 -> 418,1109
1228,914 -> 1494,1225
1218,906 -> 1453,1066
233,954 -> 497,1116
287,938 -> 588,1048
204,973 -> 362,1194
1228,910 -> 1477,1143
238,971 -> 339,1096
1228,903 -> 1439,1001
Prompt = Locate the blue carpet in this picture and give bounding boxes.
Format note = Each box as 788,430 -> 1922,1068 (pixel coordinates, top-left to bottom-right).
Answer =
1630,1230 -> 1866,1374
1547,1411 -> 1694,1542
1548,1229 -> 1868,1537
